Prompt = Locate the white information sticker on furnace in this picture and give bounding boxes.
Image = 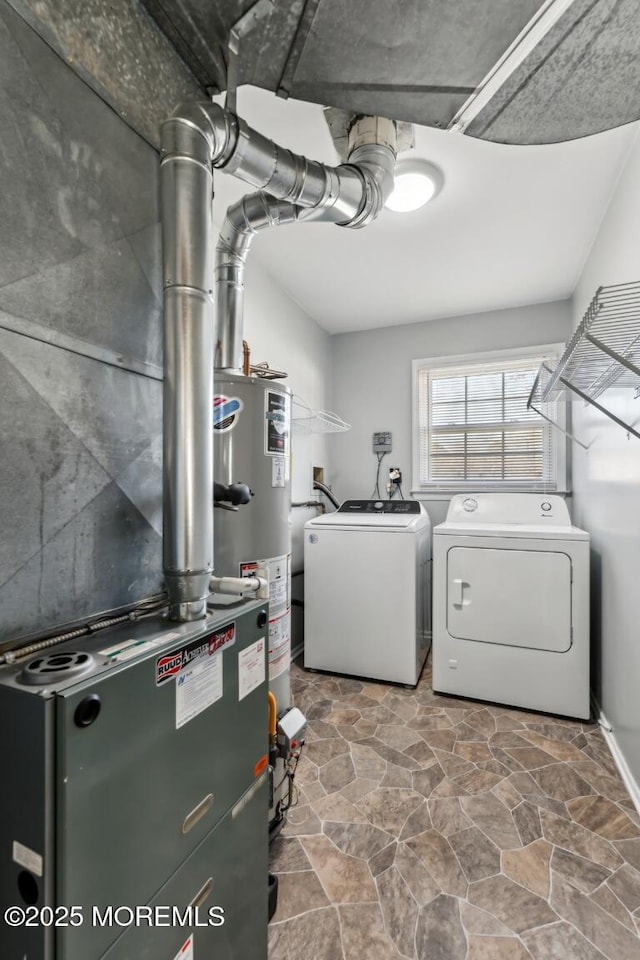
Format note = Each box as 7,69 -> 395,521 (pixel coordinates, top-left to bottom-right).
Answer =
173,934 -> 194,960
99,638 -> 160,662
238,637 -> 266,701
176,653 -> 223,729
271,456 -> 286,488
12,841 -> 43,877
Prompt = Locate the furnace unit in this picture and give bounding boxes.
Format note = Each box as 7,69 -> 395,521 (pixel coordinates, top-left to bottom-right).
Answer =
0,600 -> 269,960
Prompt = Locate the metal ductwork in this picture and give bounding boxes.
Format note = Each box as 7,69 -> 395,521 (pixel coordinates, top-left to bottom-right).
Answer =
161,103 -> 396,620
215,114 -> 396,371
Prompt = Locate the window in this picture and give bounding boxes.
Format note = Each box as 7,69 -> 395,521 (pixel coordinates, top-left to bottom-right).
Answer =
413,346 -> 566,491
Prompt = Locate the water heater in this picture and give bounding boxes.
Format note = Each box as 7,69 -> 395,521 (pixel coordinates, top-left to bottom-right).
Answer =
213,373 -> 292,830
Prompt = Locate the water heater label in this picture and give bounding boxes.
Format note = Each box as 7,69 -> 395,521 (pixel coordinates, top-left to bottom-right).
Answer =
272,456 -> 286,488
240,553 -> 291,682
268,612 -> 290,681
265,390 -> 290,456
238,637 -> 266,701
213,395 -> 243,432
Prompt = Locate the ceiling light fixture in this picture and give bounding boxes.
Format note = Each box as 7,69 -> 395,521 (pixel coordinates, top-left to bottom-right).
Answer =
385,159 -> 444,213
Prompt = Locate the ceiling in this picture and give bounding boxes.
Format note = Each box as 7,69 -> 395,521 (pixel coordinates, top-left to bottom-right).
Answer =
141,0 -> 640,333
211,85 -> 637,333
142,0 -> 640,143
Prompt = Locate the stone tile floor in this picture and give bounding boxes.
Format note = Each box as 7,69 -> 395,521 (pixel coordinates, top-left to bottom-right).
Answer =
268,656 -> 640,960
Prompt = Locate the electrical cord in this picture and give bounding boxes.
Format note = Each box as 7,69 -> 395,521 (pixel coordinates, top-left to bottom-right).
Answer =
370,452 -> 387,499
276,742 -> 305,820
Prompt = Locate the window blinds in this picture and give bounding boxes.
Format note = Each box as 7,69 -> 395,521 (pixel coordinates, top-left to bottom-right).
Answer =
417,358 -> 554,484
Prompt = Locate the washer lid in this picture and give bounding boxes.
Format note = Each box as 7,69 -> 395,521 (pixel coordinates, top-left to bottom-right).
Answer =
306,512 -> 429,530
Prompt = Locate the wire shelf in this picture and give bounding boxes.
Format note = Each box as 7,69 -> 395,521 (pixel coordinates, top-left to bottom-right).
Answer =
542,281 -> 640,401
527,281 -> 640,444
292,396 -> 351,434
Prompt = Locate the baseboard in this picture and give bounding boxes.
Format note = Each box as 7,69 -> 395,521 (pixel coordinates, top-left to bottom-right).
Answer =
594,697 -> 640,817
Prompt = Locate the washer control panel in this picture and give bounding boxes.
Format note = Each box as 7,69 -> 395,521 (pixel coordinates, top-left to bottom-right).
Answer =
338,499 -> 421,514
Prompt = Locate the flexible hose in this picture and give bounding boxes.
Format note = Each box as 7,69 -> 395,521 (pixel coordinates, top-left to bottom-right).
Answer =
313,480 -> 340,510
0,596 -> 167,665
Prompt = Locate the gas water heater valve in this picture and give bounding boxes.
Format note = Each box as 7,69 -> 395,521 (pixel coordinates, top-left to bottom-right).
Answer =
276,707 -> 307,758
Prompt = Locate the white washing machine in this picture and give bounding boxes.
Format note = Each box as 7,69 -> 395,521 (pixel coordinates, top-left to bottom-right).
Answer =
304,500 -> 431,685
433,493 -> 590,719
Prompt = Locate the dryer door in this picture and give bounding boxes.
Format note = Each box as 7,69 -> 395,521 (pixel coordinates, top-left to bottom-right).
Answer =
446,546 -> 572,652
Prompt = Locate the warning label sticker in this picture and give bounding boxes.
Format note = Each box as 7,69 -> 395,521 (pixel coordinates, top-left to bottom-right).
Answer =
239,553 -> 291,682
173,934 -> 194,960
238,637 -> 266,701
176,652 -> 223,729
271,456 -> 286,488
266,555 -> 290,618
268,612 -> 290,681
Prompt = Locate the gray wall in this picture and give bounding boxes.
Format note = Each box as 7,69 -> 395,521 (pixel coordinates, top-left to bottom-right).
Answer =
0,2 -> 166,640
0,2 -> 336,648
570,127 -> 640,786
240,258 -> 334,570
5,0 -> 200,147
329,300 -> 572,524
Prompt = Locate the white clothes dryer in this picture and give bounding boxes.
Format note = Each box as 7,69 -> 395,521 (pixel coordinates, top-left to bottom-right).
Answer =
304,500 -> 431,685
432,493 -> 590,719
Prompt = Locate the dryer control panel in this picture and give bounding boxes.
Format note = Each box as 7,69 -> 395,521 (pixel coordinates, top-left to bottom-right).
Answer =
338,499 -> 421,514
446,493 -> 570,525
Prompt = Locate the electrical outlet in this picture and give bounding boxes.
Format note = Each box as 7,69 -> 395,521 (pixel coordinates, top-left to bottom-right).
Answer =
373,431 -> 392,453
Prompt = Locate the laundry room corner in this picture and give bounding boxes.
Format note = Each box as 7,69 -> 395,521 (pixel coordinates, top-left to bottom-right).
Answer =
570,124 -> 640,810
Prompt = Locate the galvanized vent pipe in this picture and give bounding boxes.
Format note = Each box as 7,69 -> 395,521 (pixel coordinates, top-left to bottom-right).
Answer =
161,104 -> 396,620
215,116 -> 397,371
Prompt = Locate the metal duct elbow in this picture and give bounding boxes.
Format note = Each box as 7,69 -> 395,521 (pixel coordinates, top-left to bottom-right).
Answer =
342,116 -> 398,228
214,114 -> 397,370
215,193 -> 300,371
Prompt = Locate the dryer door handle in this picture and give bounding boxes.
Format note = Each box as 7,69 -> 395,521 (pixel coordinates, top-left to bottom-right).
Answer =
451,578 -> 470,607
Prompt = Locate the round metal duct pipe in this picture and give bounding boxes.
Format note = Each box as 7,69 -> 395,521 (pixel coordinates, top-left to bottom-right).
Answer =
160,100 -> 397,620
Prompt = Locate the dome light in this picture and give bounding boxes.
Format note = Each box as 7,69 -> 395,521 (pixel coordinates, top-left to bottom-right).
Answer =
385,159 -> 444,213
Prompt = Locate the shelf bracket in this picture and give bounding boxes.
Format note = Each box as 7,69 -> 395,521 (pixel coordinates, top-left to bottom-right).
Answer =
527,365 -> 589,450
557,374 -> 640,441
584,332 -> 640,380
